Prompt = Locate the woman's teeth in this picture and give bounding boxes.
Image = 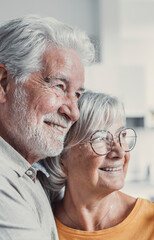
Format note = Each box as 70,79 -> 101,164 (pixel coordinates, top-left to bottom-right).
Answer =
101,166 -> 123,172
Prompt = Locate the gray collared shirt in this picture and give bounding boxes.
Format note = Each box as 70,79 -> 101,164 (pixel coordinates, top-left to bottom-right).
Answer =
0,137 -> 59,240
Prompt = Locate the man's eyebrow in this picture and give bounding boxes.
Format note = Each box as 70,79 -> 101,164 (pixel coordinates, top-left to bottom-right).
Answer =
54,76 -> 85,91
46,75 -> 69,83
79,87 -> 85,93
46,75 -> 85,92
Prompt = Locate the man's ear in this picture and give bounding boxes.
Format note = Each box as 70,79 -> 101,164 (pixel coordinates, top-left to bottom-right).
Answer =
0,64 -> 10,103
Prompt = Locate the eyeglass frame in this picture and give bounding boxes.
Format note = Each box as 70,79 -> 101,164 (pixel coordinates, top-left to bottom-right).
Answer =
87,128 -> 137,156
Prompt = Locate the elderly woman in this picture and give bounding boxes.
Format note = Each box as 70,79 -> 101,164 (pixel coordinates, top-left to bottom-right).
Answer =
44,91 -> 154,239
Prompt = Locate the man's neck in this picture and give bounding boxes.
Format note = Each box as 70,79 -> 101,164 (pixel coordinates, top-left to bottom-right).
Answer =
0,133 -> 41,164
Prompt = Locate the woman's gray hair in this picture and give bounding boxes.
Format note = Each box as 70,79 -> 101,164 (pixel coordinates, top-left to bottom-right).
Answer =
43,91 -> 126,203
0,15 -> 95,83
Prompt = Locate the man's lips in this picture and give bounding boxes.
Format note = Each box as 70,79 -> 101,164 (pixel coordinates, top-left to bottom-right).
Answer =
44,121 -> 67,129
44,120 -> 71,134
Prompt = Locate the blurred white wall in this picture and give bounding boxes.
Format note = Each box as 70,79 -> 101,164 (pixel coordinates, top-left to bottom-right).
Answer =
1,0 -> 154,115
86,0 -> 154,119
0,0 -> 100,37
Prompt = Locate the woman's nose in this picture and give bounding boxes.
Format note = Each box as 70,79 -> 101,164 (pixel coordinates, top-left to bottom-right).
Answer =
107,140 -> 125,159
58,96 -> 80,122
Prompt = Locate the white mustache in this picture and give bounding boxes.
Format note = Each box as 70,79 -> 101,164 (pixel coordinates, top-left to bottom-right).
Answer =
43,112 -> 72,129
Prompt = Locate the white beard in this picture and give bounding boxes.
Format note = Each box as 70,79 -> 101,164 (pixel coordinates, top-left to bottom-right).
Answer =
9,86 -> 71,158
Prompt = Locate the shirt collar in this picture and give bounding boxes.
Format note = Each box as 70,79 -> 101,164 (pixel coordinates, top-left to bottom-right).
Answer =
0,137 -> 41,181
33,160 -> 50,178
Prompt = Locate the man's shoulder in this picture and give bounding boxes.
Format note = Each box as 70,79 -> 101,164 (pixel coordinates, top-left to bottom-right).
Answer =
0,160 -> 17,182
0,160 -> 22,203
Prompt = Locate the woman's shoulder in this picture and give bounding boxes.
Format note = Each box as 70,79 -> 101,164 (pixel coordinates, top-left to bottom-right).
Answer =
119,191 -> 154,219
118,191 -> 137,208
120,191 -> 153,206
118,192 -> 154,218
138,197 -> 154,212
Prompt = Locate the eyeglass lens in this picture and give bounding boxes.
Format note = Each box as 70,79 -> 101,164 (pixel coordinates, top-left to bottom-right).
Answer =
120,128 -> 136,152
90,128 -> 136,156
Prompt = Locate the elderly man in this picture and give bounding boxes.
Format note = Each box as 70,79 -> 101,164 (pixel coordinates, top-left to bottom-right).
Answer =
0,15 -> 94,240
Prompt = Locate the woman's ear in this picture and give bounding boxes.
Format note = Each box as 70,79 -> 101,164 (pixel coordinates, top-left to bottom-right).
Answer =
0,64 -> 10,103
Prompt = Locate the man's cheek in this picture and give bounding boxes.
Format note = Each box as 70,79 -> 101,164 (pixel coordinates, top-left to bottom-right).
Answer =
39,94 -> 62,113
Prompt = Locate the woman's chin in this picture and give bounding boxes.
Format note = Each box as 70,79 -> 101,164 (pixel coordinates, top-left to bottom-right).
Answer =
97,174 -> 125,193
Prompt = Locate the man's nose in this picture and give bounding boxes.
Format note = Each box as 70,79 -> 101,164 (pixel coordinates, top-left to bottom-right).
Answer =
58,96 -> 80,122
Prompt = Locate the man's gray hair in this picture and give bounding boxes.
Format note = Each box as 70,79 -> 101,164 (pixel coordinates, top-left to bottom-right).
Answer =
43,91 -> 126,203
0,15 -> 95,83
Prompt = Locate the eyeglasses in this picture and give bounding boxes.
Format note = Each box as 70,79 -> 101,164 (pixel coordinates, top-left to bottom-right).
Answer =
88,128 -> 137,156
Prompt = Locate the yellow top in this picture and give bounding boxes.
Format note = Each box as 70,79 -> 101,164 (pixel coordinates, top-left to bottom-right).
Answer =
55,198 -> 154,240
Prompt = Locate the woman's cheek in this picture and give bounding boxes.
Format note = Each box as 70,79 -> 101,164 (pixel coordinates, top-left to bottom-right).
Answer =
123,152 -> 130,177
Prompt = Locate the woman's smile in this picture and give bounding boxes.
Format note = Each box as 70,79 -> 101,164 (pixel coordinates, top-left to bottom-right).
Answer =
99,164 -> 124,174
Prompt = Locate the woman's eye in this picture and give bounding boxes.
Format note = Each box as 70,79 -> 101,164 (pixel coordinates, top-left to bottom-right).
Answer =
121,132 -> 127,138
92,137 -> 103,143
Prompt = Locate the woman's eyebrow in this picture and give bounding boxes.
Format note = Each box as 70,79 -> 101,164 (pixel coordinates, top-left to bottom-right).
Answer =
116,126 -> 125,134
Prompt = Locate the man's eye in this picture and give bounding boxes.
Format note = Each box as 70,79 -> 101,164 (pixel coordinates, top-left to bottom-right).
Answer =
55,84 -> 65,90
75,92 -> 81,99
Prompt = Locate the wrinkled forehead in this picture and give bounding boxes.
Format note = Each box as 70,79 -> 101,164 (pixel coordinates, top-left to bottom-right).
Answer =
41,46 -> 85,91
42,46 -> 84,74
